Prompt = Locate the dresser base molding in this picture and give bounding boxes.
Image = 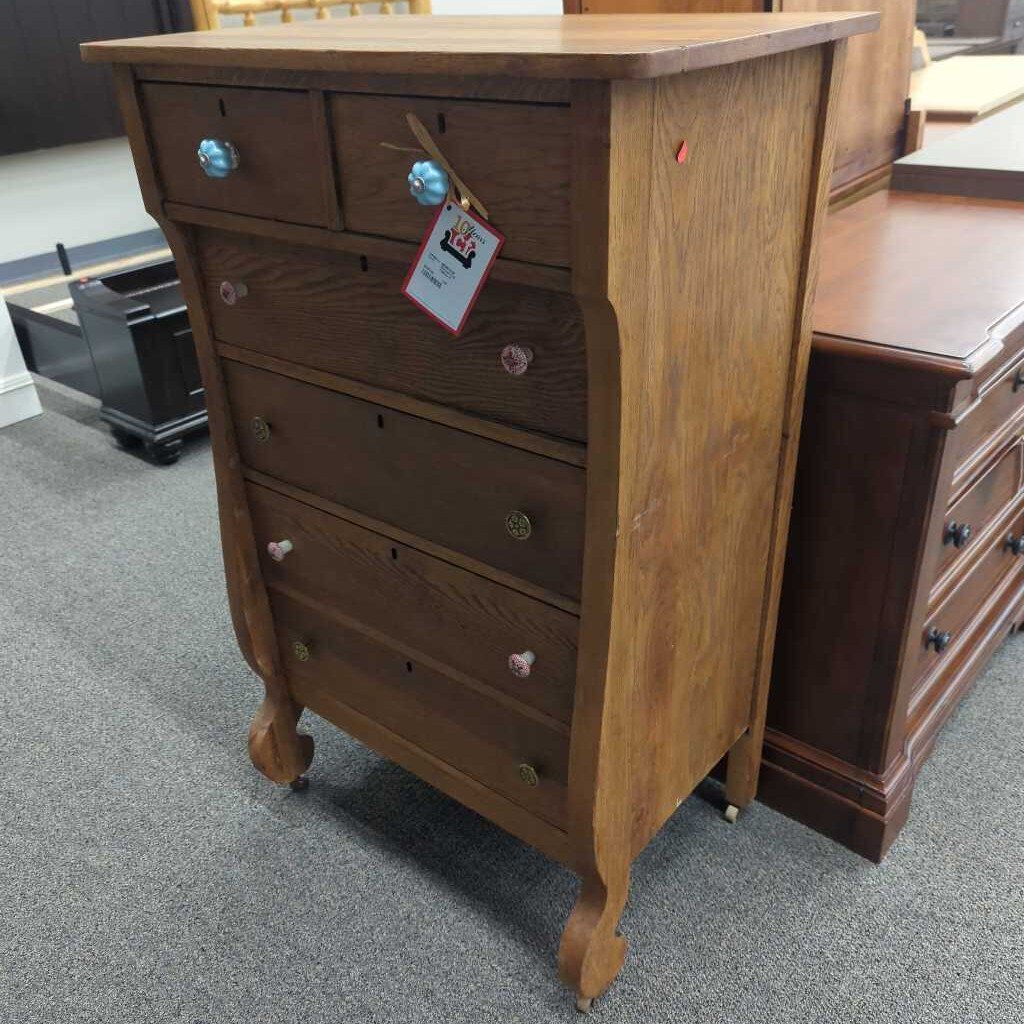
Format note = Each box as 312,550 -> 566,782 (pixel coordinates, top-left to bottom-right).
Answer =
762,572 -> 1024,861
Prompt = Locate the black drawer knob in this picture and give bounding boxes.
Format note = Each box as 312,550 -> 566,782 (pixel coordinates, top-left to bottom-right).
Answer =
926,627 -> 952,653
1013,367 -> 1024,393
1006,533 -> 1024,557
943,521 -> 973,549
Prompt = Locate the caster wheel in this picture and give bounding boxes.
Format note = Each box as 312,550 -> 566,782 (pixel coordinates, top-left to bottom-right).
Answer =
724,804 -> 740,824
289,775 -> 310,792
576,997 -> 593,1014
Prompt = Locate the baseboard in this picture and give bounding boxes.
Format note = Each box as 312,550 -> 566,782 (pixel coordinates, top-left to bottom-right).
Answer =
0,369 -> 43,429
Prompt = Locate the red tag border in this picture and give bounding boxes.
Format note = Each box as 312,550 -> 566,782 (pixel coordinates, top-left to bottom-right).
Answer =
400,201 -> 505,337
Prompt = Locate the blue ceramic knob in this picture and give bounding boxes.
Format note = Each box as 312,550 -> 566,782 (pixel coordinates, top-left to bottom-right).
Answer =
408,160 -> 449,206
197,138 -> 240,179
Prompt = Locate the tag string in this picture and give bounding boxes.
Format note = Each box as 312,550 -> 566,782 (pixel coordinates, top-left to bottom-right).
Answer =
404,113 -> 489,221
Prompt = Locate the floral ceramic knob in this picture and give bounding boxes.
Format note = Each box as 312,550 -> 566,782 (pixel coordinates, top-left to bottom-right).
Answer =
408,160 -> 449,206
197,138 -> 240,179
267,539 -> 293,562
219,280 -> 248,306
508,651 -> 536,678
500,345 -> 534,377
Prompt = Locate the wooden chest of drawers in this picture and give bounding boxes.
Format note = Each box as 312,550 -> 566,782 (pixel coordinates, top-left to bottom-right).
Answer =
84,12 -> 875,1007
764,190 -> 1024,861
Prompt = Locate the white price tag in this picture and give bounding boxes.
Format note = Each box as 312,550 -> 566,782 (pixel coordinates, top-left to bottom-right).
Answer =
401,202 -> 504,336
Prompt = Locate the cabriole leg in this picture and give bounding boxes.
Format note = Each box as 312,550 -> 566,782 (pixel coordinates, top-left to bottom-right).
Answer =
248,687 -> 314,787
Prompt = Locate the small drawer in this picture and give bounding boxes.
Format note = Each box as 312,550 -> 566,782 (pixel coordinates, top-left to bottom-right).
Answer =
935,440 -> 1024,582
330,94 -> 571,266
274,591 -> 568,827
225,360 -> 586,599
141,82 -> 332,226
198,228 -> 587,440
949,356 -> 1024,483
913,498 -> 1024,689
249,482 -> 579,723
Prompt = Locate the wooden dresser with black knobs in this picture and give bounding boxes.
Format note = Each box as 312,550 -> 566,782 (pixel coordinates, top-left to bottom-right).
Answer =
763,189 -> 1024,862
83,13 -> 876,1007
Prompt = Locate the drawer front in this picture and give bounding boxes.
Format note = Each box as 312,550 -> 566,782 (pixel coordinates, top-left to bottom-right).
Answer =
331,94 -> 571,267
914,499 -> 1024,688
274,591 -> 568,827
248,482 -> 579,723
950,357 -> 1024,480
198,229 -> 587,440
936,440 -> 1024,581
141,82 -> 332,226
225,360 -> 586,599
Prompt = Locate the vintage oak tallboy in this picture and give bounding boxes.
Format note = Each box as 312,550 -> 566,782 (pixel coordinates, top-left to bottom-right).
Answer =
84,14 -> 876,1007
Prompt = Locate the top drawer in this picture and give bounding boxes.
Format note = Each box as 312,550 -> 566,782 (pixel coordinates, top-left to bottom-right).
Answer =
330,94 -> 571,267
141,82 -> 333,227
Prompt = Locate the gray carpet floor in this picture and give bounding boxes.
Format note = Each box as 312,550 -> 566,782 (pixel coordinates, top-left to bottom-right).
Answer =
1,380 -> 1022,1024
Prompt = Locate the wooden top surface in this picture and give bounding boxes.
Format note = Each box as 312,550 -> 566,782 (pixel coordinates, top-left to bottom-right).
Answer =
81,13 -> 879,79
910,55 -> 1024,120
896,100 -> 1024,176
814,190 -> 1024,366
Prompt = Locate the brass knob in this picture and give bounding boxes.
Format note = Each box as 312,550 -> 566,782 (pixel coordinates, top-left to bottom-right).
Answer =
505,510 -> 532,541
251,416 -> 271,443
926,627 -> 952,654
292,640 -> 312,662
518,763 -> 539,787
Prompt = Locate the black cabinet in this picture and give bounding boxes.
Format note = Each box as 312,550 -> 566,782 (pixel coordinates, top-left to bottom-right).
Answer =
71,259 -> 207,463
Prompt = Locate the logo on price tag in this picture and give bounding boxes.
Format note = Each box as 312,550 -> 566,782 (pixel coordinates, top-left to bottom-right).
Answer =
402,202 -> 505,336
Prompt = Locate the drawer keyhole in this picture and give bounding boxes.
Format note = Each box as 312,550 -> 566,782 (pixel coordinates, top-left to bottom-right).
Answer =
436,112 -> 447,135
218,97 -> 226,117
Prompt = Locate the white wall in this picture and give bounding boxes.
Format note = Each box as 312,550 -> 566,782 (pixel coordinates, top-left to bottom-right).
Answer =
0,299 -> 42,430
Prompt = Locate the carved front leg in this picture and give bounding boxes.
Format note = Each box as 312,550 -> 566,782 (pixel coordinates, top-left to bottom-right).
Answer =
558,862 -> 629,1012
248,687 -> 315,786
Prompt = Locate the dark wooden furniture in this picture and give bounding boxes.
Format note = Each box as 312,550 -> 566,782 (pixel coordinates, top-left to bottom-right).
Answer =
566,0 -> 914,203
70,259 -> 207,463
893,99 -> 1024,199
84,12 -> 875,1006
763,190 -> 1024,862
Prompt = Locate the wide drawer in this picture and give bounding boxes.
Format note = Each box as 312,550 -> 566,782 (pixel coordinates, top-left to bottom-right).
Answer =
141,82 -> 332,226
913,498 -> 1024,689
198,228 -> 587,440
949,356 -> 1024,483
248,482 -> 579,723
935,439 -> 1024,583
330,94 -> 571,266
274,591 -> 569,827
225,360 -> 586,599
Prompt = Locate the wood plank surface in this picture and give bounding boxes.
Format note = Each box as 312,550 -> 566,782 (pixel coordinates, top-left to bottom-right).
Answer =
910,54 -> 1024,121
223,359 -> 587,599
815,190 -> 1024,364
247,481 -> 580,724
197,227 -> 588,441
894,99 -> 1024,200
81,13 -> 879,79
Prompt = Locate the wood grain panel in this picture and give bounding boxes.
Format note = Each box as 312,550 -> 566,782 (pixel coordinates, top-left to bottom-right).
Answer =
274,590 -> 570,827
82,13 -> 879,79
331,94 -> 571,267
196,227 -> 588,440
223,359 -> 587,599
141,81 -> 333,225
247,482 -> 580,724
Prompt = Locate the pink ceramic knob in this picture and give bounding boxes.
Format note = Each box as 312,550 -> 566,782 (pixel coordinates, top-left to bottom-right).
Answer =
219,280 -> 248,306
500,344 -> 534,377
508,650 -> 536,679
267,539 -> 293,562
